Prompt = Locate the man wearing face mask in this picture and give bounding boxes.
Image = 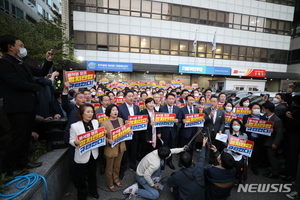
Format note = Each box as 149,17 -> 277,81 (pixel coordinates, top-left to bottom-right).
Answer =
273,93 -> 287,121
242,102 -> 267,175
0,35 -> 54,176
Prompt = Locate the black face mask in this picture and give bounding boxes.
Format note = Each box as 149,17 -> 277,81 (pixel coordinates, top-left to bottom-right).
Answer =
176,92 -> 180,95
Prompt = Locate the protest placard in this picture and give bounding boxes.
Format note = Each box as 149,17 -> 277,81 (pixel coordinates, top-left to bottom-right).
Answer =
115,98 -> 125,106
227,136 -> 255,157
66,70 -> 94,89
184,113 -> 204,127
128,115 -> 148,131
111,124 -> 132,148
91,103 -> 100,110
235,106 -> 251,117
246,118 -> 274,136
225,114 -> 243,128
96,113 -> 108,124
154,113 -> 176,127
78,127 -> 106,155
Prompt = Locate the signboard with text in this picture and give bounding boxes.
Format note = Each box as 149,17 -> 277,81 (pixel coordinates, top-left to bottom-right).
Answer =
78,127 -> 106,155
246,118 -> 274,136
227,136 -> 254,157
184,113 -> 204,127
87,61 -> 133,72
66,70 -> 94,89
128,115 -> 148,131
111,124 -> 132,148
154,113 -> 176,127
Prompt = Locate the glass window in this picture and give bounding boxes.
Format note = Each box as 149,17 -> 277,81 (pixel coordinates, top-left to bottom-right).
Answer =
37,3 -> 43,15
215,44 -> 223,54
265,19 -> 271,28
151,38 -> 160,49
162,3 -> 171,15
75,31 -> 85,43
206,43 -> 212,53
109,0 -> 119,9
233,14 -> 241,29
152,2 -> 161,14
182,6 -> 190,18
239,47 -> 246,56
131,0 -> 140,11
200,9 -> 208,20
171,5 -> 180,16
130,35 -> 140,47
97,0 -> 108,8
223,45 -> 230,59
208,10 -> 217,21
242,15 -> 249,26
16,7 -> 24,19
231,46 -> 238,55
97,33 -> 107,45
130,48 -> 139,52
253,48 -> 260,57
188,41 -> 194,52
246,47 -> 253,57
86,45 -> 97,50
120,0 -> 130,10
152,14 -> 161,19
249,16 -> 257,27
161,38 -> 170,49
141,49 -> 149,53
141,37 -> 150,48
87,0 -> 97,6
109,47 -> 119,51
257,17 -> 264,27
109,34 -> 119,45
198,42 -> 206,53
271,20 -> 278,29
217,11 -> 225,22
179,40 -> 188,51
142,13 -> 150,18
142,0 -> 151,12
120,35 -> 129,46
191,8 -> 199,19
170,39 -> 179,50
261,49 -> 268,58
120,11 -> 130,16
161,50 -> 169,55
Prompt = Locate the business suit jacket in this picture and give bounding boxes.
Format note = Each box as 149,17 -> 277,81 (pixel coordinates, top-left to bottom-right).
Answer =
158,104 -> 181,140
274,103 -> 287,120
118,102 -> 140,140
140,109 -> 156,141
62,94 -> 78,143
179,99 -> 186,104
101,118 -> 126,157
69,119 -> 99,164
95,106 -> 105,115
203,107 -> 225,136
50,98 -> 66,117
179,106 -> 200,139
0,54 -> 53,113
264,114 -> 283,147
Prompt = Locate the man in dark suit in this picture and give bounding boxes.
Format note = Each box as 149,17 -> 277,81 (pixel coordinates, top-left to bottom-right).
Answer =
153,92 -> 162,112
0,35 -> 54,176
118,90 -> 140,178
50,89 -> 67,119
178,89 -> 189,104
62,81 -> 86,187
203,96 -> 225,143
158,93 -> 181,170
273,93 -> 287,120
262,101 -> 283,179
178,95 -> 199,165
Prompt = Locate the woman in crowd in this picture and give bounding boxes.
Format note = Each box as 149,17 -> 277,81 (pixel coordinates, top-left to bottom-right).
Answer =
107,91 -> 115,103
69,103 -> 99,200
239,97 -> 251,107
116,91 -> 124,98
101,104 -> 127,192
223,102 -> 236,116
139,98 -> 158,158
196,96 -> 209,112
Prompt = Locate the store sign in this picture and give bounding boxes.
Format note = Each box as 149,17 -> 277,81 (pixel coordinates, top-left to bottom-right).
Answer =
231,68 -> 266,77
86,61 -> 133,72
178,64 -> 230,75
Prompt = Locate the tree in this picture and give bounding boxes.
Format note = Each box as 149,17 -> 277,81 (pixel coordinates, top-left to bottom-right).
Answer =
0,11 -> 77,69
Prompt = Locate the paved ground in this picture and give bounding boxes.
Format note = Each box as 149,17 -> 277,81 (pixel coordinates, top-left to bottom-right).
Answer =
61,150 -> 299,200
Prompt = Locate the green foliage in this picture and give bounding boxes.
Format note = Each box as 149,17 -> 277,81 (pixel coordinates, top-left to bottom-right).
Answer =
0,11 -> 78,69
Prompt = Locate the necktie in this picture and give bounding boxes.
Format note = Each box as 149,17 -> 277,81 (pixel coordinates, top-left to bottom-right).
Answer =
189,106 -> 193,114
169,107 -> 172,114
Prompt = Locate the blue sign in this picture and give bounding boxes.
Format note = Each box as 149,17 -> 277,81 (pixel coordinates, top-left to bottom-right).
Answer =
87,61 -> 133,72
179,64 -> 231,75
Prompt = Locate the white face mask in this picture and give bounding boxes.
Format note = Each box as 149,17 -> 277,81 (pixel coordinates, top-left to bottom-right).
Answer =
17,48 -> 27,58
232,125 -> 240,132
243,102 -> 249,107
146,91 -> 151,94
252,109 -> 261,115
118,96 -> 123,98
273,98 -> 280,104
91,92 -> 96,96
225,107 -> 232,112
231,97 -> 235,100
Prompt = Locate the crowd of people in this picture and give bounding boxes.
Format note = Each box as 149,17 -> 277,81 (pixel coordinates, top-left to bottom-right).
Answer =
1,34 -> 300,200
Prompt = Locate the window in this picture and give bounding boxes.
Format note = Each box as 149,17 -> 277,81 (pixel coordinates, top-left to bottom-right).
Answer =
86,32 -> 96,44
152,2 -> 161,14
170,39 -> 179,51
130,35 -> 140,47
142,0 -> 151,12
109,34 -> 119,46
37,3 -> 43,16
97,0 -> 108,8
161,38 -> 170,49
109,0 -> 119,9
75,31 -> 85,43
16,7 -> 24,19
120,0 -> 130,10
97,33 -> 107,45
141,37 -> 150,48
131,0 -> 140,11
120,35 -> 129,46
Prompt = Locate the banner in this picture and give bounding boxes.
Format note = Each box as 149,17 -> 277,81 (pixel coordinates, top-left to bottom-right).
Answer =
192,83 -> 198,89
174,103 -> 185,108
86,61 -> 133,72
246,118 -> 274,136
128,115 -> 148,131
154,113 -> 176,127
78,127 -> 106,155
96,113 -> 108,124
171,79 -> 181,88
178,64 -> 231,75
196,106 -> 204,113
185,86 -> 193,92
218,103 -> 224,110
111,124 -> 132,148
115,98 -> 125,106
225,114 -> 243,128
91,103 -> 100,110
136,102 -> 145,110
235,106 -> 251,117
227,136 -> 255,157
231,68 -> 266,77
184,113 -> 204,128
100,78 -> 109,84
66,70 -> 94,89
205,99 -> 211,106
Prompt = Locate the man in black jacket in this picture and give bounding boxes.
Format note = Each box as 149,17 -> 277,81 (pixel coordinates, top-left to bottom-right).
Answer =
0,35 -> 54,176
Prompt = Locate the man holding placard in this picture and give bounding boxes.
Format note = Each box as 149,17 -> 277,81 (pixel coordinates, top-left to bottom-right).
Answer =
158,93 -> 181,170
178,95 -> 200,167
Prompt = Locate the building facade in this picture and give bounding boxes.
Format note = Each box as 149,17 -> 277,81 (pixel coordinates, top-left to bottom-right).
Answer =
0,0 -> 62,23
67,0 -> 297,91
